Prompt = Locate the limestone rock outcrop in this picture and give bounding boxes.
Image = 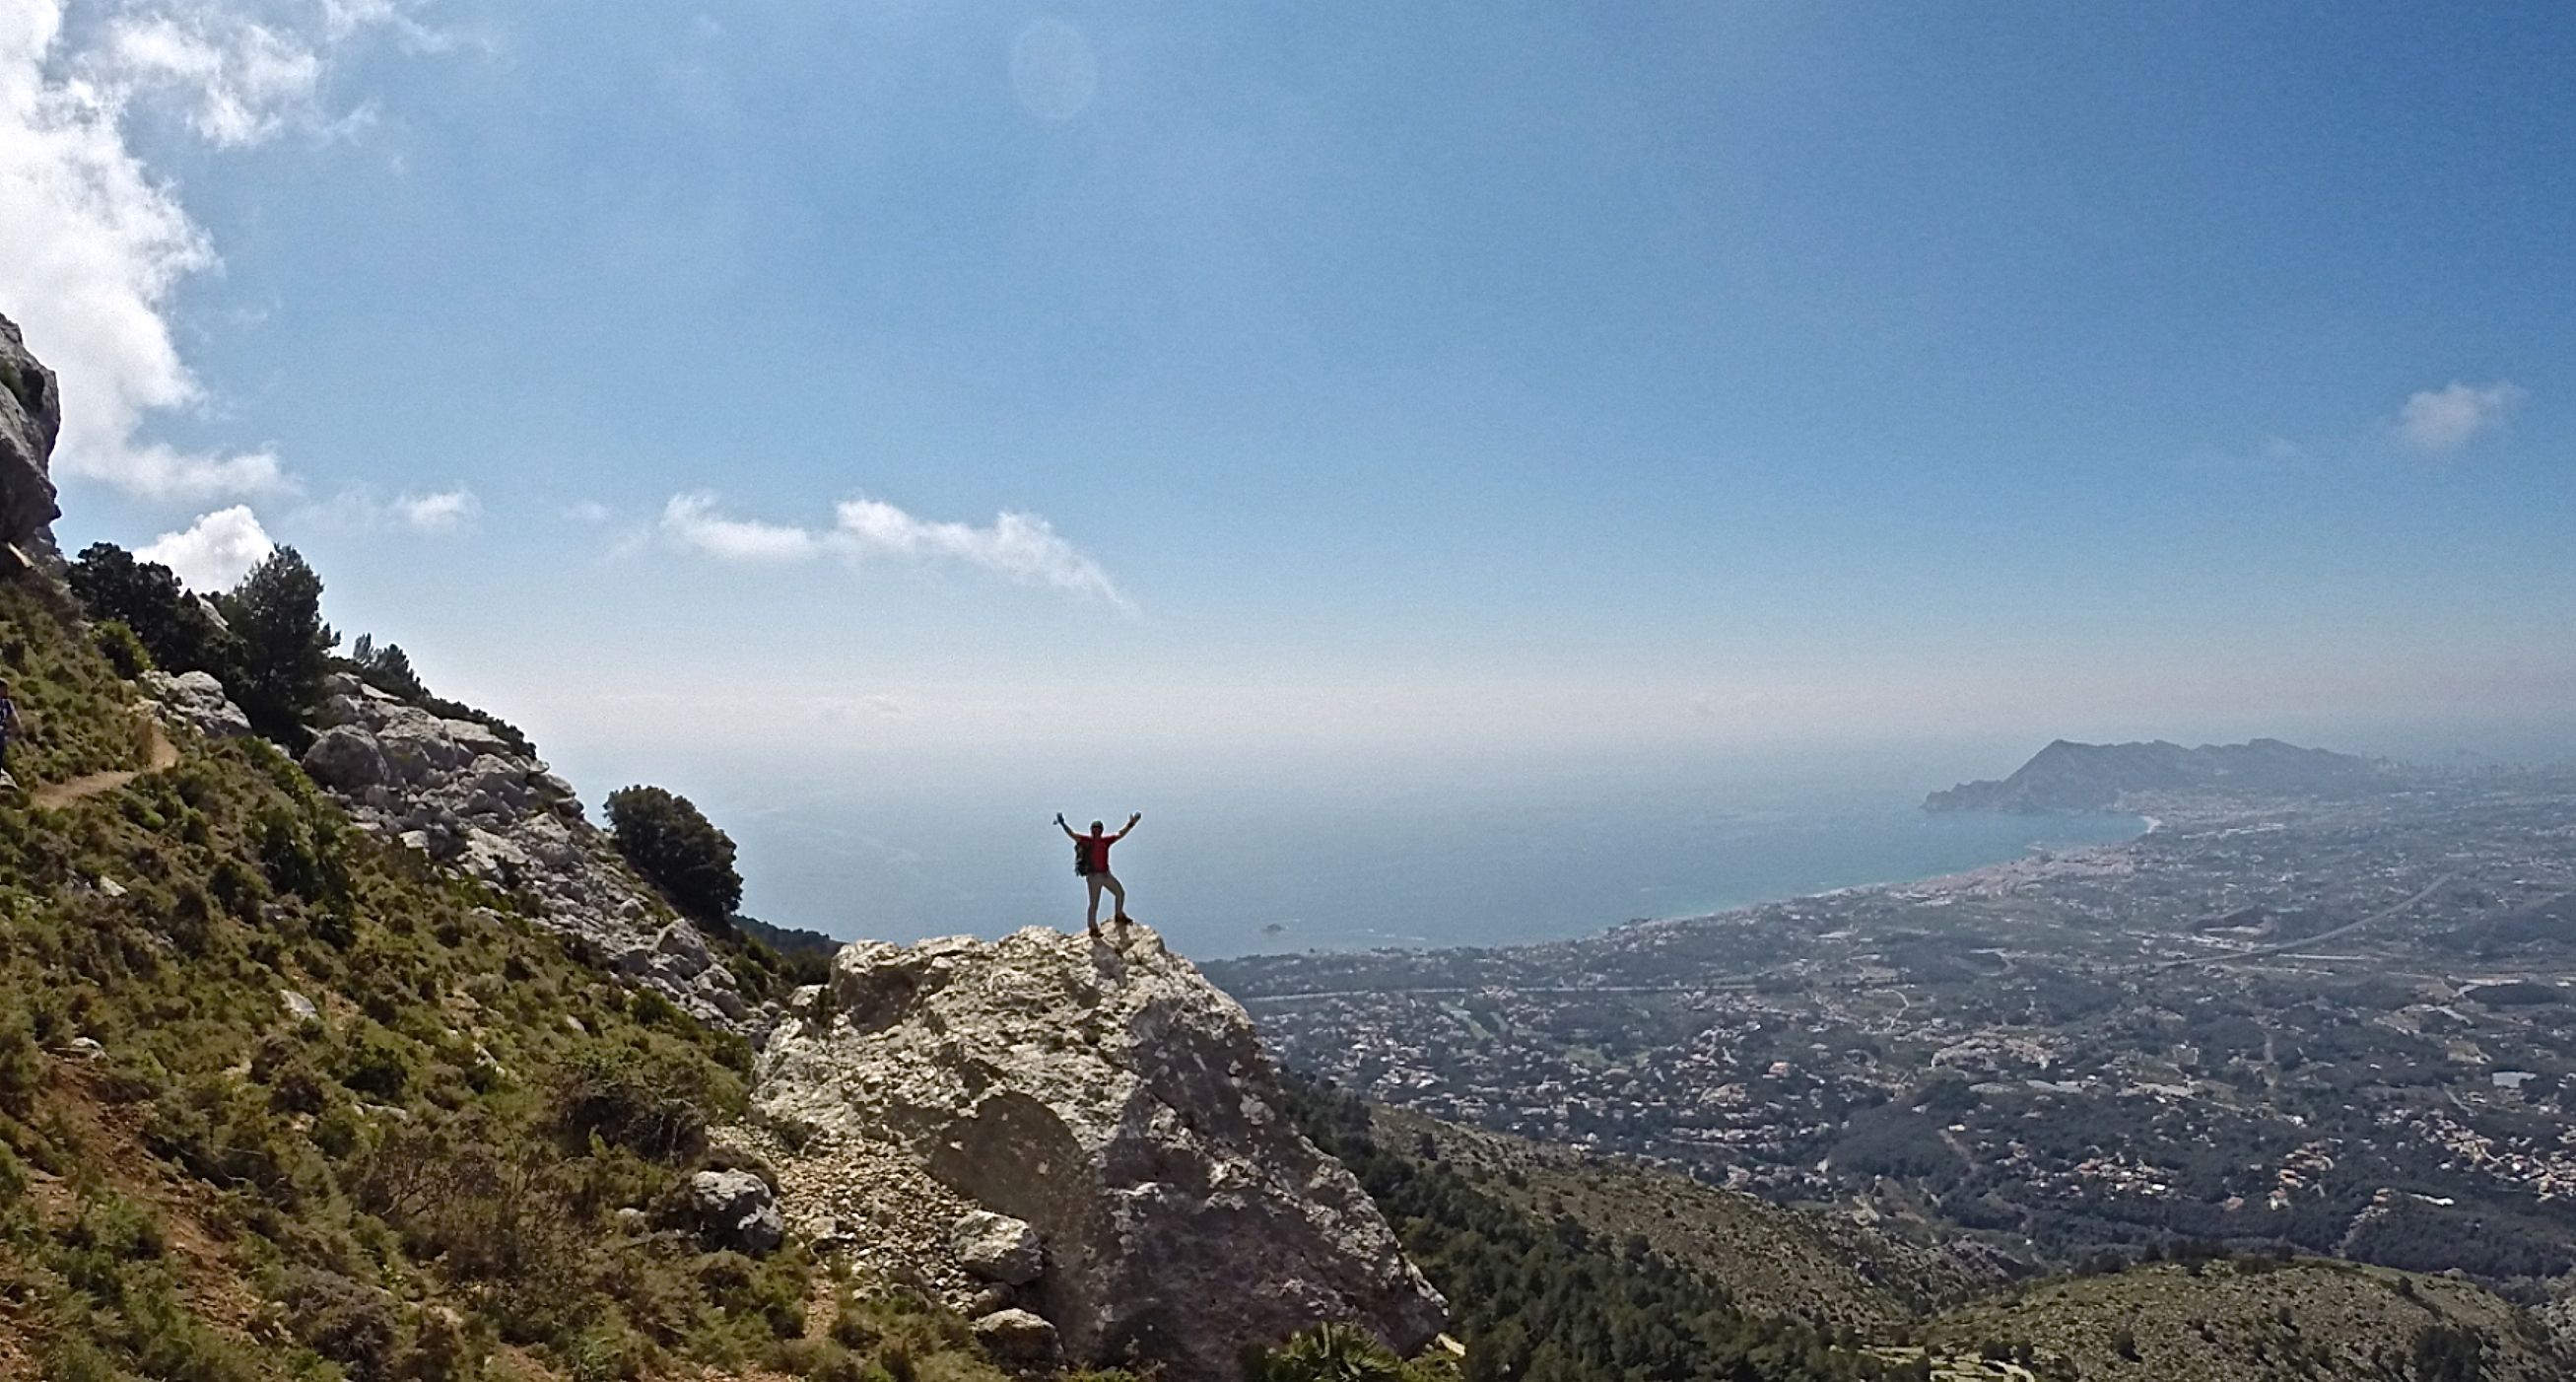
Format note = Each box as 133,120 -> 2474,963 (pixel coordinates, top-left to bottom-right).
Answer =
300,672 -> 775,1038
0,313 -> 64,568
142,670 -> 254,741
755,926 -> 1447,1379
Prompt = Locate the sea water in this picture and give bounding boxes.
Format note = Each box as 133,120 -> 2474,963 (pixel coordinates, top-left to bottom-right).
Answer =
644,746 -> 2143,957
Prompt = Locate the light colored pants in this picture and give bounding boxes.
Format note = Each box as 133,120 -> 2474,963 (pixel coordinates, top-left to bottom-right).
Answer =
1085,871 -> 1125,925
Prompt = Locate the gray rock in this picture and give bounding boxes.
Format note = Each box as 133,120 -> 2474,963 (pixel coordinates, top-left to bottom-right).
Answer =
63,1035 -> 104,1061
375,713 -> 472,783
279,990 -> 319,1023
142,670 -> 253,739
444,719 -> 514,758
688,1169 -> 784,1256
302,726 -> 389,791
971,1309 -> 1060,1368
97,877 -> 128,899
0,313 -> 63,567
292,677 -> 780,1044
755,928 -> 1449,1377
655,922 -> 713,978
953,1209 -> 1045,1285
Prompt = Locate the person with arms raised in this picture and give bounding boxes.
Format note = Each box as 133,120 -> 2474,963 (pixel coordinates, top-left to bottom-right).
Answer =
1056,811 -> 1140,940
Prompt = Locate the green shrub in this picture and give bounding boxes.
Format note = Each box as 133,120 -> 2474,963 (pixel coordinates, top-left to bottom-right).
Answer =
277,1267 -> 401,1378
552,1042 -> 716,1163
91,619 -> 153,678
603,785 -> 742,926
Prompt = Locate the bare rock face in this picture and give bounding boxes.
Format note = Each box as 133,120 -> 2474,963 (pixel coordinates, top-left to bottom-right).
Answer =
756,927 -> 1447,1379
0,313 -> 64,568
142,670 -> 255,740
300,672 -> 775,1040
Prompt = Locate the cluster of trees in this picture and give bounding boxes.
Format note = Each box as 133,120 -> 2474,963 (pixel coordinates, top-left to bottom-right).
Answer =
67,541 -> 528,757
1285,1077 -> 1920,1382
68,542 -> 336,745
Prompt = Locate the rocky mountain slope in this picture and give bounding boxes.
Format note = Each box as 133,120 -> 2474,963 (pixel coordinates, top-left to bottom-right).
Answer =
300,674 -> 775,1039
1926,736 -> 2383,812
751,927 -> 1450,1378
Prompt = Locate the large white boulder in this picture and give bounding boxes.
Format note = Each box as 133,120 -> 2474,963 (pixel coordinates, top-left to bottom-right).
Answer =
143,669 -> 253,740
756,927 -> 1446,1379
302,725 -> 389,790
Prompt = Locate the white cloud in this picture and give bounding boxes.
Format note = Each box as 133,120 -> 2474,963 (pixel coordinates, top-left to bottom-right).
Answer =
831,498 -> 1125,605
394,486 -> 476,532
137,502 -> 272,588
84,10 -> 326,147
2396,380 -> 2526,454
0,0 -> 427,502
295,482 -> 479,533
566,499 -> 613,525
654,491 -> 1128,606
660,491 -> 819,563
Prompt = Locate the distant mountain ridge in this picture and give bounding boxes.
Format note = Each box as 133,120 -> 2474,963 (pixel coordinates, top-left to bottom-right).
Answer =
1927,737 -> 2382,813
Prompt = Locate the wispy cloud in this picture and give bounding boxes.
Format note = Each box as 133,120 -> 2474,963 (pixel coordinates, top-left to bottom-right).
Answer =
137,503 -> 274,588
655,491 -> 1129,606
2396,380 -> 2525,455
296,484 -> 481,533
660,491 -> 820,563
392,487 -> 477,532
0,0 -> 434,502
831,498 -> 1125,604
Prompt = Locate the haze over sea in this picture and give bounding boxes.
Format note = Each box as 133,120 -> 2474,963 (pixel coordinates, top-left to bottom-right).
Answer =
607,743 -> 2147,957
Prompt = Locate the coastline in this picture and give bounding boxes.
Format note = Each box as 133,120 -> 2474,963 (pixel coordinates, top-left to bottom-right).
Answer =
1213,808 -> 2154,959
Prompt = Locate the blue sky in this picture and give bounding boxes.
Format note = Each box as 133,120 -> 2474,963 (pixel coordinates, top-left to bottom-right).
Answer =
8,1 -> 2573,780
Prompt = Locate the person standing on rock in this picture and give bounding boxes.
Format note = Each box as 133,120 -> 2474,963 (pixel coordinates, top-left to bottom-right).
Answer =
1056,811 -> 1139,939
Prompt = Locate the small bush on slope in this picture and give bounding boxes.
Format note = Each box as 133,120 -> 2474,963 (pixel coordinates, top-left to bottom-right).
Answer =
0,570 -> 1007,1381
605,785 -> 744,930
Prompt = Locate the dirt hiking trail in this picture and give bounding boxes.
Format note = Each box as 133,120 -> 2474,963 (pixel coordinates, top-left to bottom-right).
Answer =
29,720 -> 179,809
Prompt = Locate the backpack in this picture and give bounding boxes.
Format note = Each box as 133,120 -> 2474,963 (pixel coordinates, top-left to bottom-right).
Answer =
1073,836 -> 1095,876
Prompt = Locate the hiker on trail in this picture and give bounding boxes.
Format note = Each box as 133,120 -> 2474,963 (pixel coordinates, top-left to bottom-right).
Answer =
0,679 -> 17,775
1056,811 -> 1139,939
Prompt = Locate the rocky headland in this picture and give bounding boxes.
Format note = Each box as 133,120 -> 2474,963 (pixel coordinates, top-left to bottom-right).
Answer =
1926,736 -> 2384,813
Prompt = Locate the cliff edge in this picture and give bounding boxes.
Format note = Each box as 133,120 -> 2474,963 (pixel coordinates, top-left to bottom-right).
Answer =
0,312 -> 64,569
754,926 -> 1449,1379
